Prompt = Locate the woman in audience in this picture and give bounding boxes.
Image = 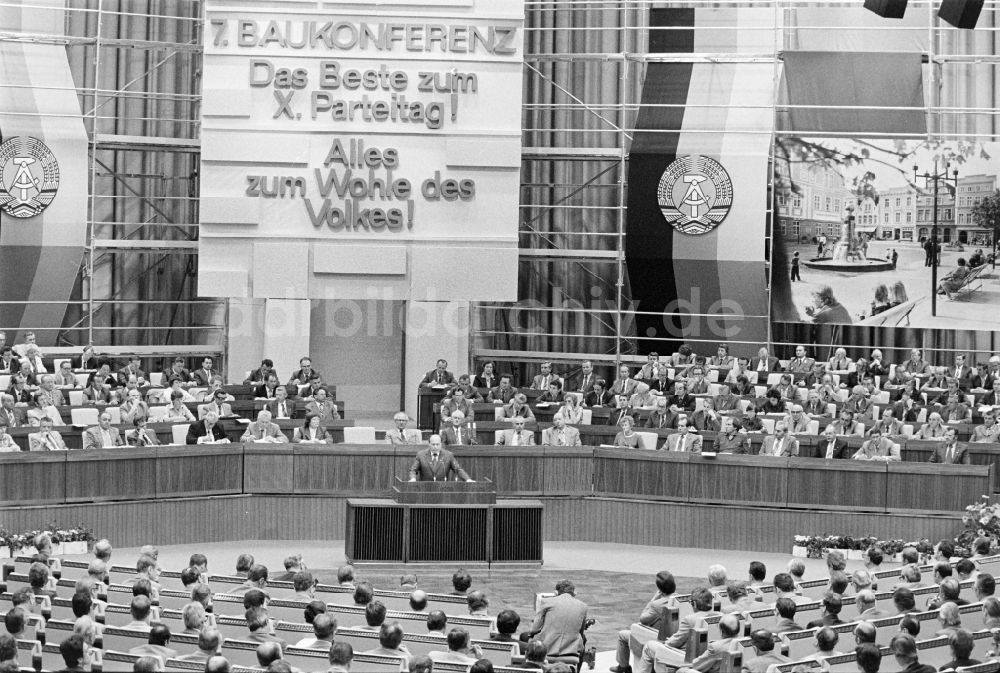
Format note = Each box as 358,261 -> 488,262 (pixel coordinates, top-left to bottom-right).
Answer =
120,388 -> 149,424
127,417 -> 160,447
165,379 -> 196,404
164,390 -> 196,422
889,281 -> 909,308
292,413 -> 330,444
613,415 -> 641,449
916,412 -> 948,440
555,395 -> 584,425
870,284 -> 891,316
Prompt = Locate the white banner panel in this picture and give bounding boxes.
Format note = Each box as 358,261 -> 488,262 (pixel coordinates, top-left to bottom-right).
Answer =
200,0 -> 523,300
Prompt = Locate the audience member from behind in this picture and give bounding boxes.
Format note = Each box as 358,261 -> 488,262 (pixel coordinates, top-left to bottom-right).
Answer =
364,622 -> 412,664
451,569 -> 472,596
635,587 -> 720,673
467,590 -> 489,616
353,582 -> 373,606
328,642 -> 354,673
245,606 -> 287,649
890,633 -> 934,673
899,615 -> 921,638
362,601 -> 387,630
674,613 -> 740,673
235,553 -> 254,578
806,593 -> 844,628
525,579 -> 588,660
205,656 -> 231,673
743,628 -> 790,673
856,642 -> 882,673
410,655 -> 434,673
613,571 -> 677,673
491,609 -> 522,650
428,627 -> 482,664
944,629 -> 980,670
177,628 -> 222,662
774,597 -> 802,633
128,623 -> 178,664
58,635 -> 87,673
124,595 -> 154,632
409,590 -> 428,612
337,565 -> 356,588
427,611 -> 448,637
295,613 -> 337,650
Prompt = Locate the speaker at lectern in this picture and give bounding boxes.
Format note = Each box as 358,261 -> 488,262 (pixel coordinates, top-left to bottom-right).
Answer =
393,477 -> 496,505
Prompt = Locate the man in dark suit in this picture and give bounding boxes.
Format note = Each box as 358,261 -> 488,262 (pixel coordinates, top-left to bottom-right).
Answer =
160,357 -> 189,385
928,427 -> 970,464
818,427 -> 851,459
644,399 -> 678,430
288,356 -> 322,388
750,347 -> 780,374
573,361 -> 597,395
243,359 -> 276,387
743,628 -> 790,673
419,359 -> 455,388
584,379 -> 613,407
441,411 -> 476,446
950,354 -> 974,391
408,435 -> 473,481
265,386 -> 296,420
186,411 -> 228,445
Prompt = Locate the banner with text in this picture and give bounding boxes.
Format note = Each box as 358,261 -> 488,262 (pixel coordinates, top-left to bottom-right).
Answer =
199,0 -> 523,301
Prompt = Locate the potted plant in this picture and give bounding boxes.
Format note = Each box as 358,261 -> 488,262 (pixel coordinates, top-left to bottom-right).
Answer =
793,535 -> 810,557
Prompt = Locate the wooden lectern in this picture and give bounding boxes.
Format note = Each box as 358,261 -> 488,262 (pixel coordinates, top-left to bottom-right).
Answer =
346,477 -> 542,563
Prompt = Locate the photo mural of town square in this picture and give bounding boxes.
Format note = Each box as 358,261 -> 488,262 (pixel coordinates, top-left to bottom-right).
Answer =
771,137 -> 1000,330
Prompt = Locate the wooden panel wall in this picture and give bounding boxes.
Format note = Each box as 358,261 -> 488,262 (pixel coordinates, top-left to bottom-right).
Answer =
0,494 -> 960,554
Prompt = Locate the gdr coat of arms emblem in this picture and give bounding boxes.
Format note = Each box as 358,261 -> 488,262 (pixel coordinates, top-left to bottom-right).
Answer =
657,155 -> 733,235
0,136 -> 60,219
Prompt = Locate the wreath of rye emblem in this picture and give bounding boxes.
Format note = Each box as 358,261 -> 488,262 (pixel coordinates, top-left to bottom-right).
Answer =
656,155 -> 733,235
0,136 -> 60,219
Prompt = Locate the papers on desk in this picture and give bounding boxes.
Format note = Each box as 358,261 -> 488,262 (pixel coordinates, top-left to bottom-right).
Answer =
535,402 -> 551,408
429,384 -> 448,390
700,451 -> 717,458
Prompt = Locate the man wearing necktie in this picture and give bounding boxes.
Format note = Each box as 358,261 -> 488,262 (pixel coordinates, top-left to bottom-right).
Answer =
441,410 -> 476,446
266,386 -> 294,420
531,362 -> 556,390
575,361 -> 596,394
542,415 -> 581,446
0,394 -> 25,429
929,427 -> 969,464
851,428 -> 900,461
389,412 -> 415,446
497,417 -> 535,446
819,427 -> 849,460
408,435 -> 473,482
419,359 -> 455,388
29,418 -> 68,451
762,422 -> 799,457
662,418 -> 702,452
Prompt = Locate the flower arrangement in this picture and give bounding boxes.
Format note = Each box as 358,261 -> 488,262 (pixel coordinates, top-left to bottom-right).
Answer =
0,523 -> 95,555
792,534 -> 933,559
954,495 -> 1000,557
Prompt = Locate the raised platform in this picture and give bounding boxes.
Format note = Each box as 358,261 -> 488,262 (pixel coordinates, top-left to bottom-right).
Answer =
0,444 -> 972,554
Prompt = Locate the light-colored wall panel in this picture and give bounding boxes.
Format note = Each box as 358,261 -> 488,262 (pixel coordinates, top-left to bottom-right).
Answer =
313,244 -> 407,276
252,242 -> 310,298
